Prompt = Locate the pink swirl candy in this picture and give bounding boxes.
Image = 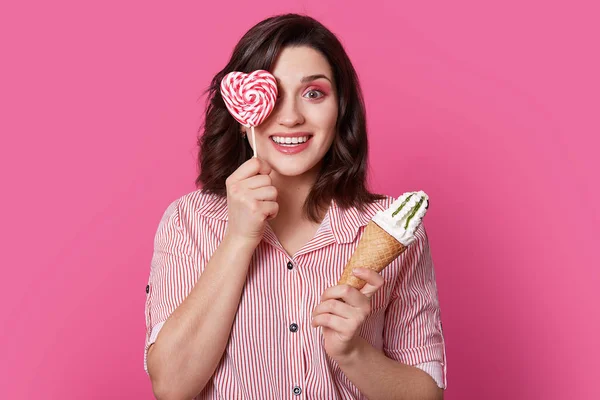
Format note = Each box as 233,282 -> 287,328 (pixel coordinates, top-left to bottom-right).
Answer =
220,70 -> 278,127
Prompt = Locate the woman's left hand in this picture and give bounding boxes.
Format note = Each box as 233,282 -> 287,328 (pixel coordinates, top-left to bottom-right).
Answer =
311,268 -> 385,362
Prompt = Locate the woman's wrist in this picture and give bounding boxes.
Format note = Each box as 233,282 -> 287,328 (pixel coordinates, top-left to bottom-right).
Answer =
221,231 -> 260,254
332,337 -> 369,368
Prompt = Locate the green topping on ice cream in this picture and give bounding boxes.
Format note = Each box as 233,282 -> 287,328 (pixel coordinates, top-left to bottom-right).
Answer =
392,194 -> 413,218
372,190 -> 430,246
404,195 -> 425,229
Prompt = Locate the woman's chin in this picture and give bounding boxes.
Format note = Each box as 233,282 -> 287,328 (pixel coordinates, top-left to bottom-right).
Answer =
268,158 -> 320,179
270,164 -> 309,177
259,147 -> 323,178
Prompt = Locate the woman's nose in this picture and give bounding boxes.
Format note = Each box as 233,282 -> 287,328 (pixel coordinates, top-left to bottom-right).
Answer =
276,96 -> 304,127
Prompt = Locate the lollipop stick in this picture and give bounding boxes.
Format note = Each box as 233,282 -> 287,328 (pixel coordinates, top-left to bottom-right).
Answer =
251,126 -> 257,158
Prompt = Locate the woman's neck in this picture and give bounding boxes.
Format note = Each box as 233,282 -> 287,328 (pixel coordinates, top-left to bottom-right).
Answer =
268,164 -> 321,224
267,166 -> 326,256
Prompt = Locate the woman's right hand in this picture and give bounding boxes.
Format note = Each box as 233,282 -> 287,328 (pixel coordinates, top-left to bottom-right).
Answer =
223,157 -> 279,248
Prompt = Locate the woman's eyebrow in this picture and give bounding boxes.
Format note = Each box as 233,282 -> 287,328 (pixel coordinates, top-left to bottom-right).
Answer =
274,74 -> 332,88
300,74 -> 332,83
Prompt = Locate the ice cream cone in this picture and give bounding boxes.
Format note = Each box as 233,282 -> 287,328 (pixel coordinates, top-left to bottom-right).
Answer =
338,220 -> 406,290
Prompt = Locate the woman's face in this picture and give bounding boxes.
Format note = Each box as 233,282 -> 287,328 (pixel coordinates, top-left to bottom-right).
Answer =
245,46 -> 338,179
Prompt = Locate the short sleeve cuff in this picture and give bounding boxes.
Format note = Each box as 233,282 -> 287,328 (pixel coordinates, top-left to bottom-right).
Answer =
144,321 -> 165,374
384,343 -> 447,389
415,361 -> 446,389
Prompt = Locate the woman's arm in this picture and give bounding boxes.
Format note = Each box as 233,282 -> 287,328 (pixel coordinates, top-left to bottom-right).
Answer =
335,338 -> 443,400
312,225 -> 446,399
312,270 -> 443,400
147,157 -> 278,400
147,234 -> 255,400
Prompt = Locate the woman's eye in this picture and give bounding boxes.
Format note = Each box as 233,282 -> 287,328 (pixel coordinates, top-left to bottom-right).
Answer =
303,89 -> 324,99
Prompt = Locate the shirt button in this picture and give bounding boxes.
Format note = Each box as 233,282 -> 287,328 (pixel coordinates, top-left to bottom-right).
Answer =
289,323 -> 298,333
293,386 -> 302,396
287,261 -> 294,270
145,285 -> 150,294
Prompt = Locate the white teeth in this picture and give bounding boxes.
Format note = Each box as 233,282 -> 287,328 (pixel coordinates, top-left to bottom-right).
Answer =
271,136 -> 309,145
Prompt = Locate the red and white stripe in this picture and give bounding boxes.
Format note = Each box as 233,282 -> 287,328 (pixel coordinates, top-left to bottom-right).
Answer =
220,70 -> 278,127
144,190 -> 447,399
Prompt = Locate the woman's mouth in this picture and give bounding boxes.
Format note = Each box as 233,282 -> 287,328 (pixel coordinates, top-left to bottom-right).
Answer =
269,134 -> 313,154
270,135 -> 311,145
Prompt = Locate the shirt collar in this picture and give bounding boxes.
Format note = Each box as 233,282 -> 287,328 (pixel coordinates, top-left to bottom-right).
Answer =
195,190 -> 392,244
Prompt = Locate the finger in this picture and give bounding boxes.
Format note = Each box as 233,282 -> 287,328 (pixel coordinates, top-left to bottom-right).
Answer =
259,201 -> 279,219
229,158 -> 271,182
242,174 -> 272,190
255,157 -> 272,176
352,268 -> 385,298
312,299 -> 356,320
251,186 -> 278,202
311,313 -> 353,335
321,285 -> 366,308
228,158 -> 261,182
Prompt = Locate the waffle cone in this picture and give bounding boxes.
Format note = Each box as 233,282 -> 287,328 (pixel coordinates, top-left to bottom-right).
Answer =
338,221 -> 406,290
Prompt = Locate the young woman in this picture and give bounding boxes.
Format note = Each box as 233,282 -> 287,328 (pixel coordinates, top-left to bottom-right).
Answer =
144,13 -> 447,400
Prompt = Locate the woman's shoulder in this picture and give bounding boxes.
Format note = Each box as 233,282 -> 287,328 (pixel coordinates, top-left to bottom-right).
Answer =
160,189 -> 227,222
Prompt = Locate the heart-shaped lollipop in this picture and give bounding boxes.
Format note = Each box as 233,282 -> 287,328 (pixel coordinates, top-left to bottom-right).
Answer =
220,70 -> 278,158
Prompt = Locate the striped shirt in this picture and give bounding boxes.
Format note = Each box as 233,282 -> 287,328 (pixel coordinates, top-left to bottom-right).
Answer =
144,189 -> 447,399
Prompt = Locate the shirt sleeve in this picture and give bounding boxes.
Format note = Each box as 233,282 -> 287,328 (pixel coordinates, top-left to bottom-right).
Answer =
382,224 -> 447,389
144,197 -> 199,375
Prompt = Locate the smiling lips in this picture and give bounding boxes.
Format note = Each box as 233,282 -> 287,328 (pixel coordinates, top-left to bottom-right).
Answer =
271,135 -> 310,144
269,133 -> 313,154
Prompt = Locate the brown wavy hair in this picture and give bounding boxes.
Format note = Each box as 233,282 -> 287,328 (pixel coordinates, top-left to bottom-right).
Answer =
196,13 -> 385,222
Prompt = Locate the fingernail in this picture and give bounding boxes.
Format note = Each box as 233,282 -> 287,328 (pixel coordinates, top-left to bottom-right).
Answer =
353,268 -> 362,274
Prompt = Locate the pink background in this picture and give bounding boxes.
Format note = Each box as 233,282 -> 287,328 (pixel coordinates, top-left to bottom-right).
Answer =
1,0 -> 598,399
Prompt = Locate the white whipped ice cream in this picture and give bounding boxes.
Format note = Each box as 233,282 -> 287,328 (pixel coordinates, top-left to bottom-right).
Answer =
371,190 -> 429,246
